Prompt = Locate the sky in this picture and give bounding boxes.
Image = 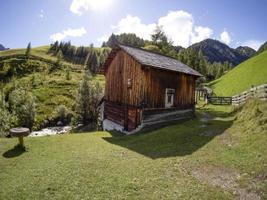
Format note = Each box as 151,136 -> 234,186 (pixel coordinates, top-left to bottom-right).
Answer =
0,0 -> 266,50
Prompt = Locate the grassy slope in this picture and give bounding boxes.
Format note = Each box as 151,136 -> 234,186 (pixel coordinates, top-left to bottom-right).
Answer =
1,101 -> 266,199
0,46 -> 80,68
0,46 -> 105,129
209,50 -> 267,96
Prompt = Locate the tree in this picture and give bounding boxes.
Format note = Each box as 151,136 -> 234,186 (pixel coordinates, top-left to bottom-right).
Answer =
90,51 -> 99,73
75,72 -> 103,125
150,26 -> 176,57
9,89 -> 35,130
90,81 -> 104,121
56,50 -> 63,68
151,25 -> 167,45
25,42 -> 31,58
75,73 -> 92,124
106,34 -> 119,48
66,67 -> 71,80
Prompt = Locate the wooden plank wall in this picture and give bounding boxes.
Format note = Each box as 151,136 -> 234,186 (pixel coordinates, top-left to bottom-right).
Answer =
143,68 -> 196,109
104,51 -> 144,131
105,50 -> 144,107
104,101 -> 141,131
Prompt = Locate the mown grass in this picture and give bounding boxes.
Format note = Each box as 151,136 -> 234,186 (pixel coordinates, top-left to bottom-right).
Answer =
1,100 -> 266,199
209,50 -> 267,96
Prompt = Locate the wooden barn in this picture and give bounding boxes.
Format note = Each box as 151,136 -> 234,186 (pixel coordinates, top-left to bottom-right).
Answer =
101,44 -> 202,133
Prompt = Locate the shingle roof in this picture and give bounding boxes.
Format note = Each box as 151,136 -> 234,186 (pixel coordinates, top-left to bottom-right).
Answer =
119,44 -> 202,77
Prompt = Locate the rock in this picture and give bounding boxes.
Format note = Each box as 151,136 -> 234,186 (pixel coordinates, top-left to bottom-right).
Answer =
57,121 -> 63,126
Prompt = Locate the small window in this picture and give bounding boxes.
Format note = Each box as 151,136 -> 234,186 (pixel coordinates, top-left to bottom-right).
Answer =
165,88 -> 175,108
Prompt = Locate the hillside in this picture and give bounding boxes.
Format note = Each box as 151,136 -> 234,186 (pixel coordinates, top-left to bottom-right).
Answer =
0,100 -> 266,199
257,41 -> 267,54
188,39 -> 252,66
0,46 -> 105,130
210,50 -> 267,96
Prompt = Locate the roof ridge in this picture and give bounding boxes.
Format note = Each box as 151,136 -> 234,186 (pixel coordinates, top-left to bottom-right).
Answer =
118,43 -> 182,62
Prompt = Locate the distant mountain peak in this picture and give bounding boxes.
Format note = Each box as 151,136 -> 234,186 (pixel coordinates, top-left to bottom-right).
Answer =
0,44 -> 8,51
188,39 -> 253,66
235,46 -> 256,57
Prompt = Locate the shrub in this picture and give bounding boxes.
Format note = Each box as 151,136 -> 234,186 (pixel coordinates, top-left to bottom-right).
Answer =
9,88 -> 35,130
0,92 -> 17,136
75,72 -> 103,125
0,107 -> 17,136
53,105 -> 72,125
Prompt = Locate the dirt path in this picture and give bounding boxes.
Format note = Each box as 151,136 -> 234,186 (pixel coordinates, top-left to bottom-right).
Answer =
182,164 -> 261,200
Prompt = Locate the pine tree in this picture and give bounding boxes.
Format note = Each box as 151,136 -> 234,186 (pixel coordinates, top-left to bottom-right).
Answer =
76,73 -> 92,124
25,42 -> 31,58
56,50 -> 63,68
91,51 -> 98,73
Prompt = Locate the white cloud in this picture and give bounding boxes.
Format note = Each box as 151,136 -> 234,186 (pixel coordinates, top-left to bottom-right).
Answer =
241,40 -> 263,50
220,30 -> 231,45
100,10 -> 213,47
158,11 -> 194,47
70,0 -> 113,15
97,34 -> 110,43
50,27 -> 87,41
111,15 -> 156,40
191,26 -> 213,44
38,9 -> 44,18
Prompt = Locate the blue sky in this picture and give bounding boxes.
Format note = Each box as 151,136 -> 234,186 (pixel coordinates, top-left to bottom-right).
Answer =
0,0 -> 266,49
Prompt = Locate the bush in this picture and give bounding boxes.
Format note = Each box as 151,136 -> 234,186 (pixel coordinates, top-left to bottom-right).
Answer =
0,92 -> 17,136
75,73 -> 103,125
0,106 -> 17,136
9,88 -> 35,130
52,105 -> 72,125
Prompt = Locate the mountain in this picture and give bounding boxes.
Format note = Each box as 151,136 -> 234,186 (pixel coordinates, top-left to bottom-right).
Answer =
0,44 -> 8,51
235,46 -> 256,57
210,50 -> 267,96
188,39 -> 251,66
257,41 -> 267,54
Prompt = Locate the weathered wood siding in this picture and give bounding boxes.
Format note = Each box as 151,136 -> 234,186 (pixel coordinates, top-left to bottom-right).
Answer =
143,67 -> 196,109
104,49 -> 197,131
104,50 -> 144,131
105,50 -> 144,106
104,101 -> 141,131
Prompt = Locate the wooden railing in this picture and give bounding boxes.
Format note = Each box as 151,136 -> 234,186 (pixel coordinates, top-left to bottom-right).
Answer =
232,84 -> 267,105
207,96 -> 232,105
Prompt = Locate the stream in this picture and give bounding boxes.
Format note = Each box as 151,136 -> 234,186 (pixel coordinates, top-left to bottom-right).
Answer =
30,126 -> 72,137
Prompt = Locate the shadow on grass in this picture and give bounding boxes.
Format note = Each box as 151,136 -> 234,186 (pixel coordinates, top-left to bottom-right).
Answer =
103,118 -> 233,159
2,145 -> 27,158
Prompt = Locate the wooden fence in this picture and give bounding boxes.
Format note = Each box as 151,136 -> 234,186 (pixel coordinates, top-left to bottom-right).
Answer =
207,96 -> 232,105
232,84 -> 267,105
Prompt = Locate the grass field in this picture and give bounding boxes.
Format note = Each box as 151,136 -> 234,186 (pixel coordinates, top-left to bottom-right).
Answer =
1,100 -> 266,199
209,50 -> 267,96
